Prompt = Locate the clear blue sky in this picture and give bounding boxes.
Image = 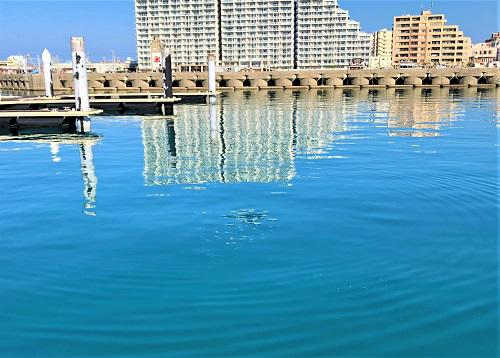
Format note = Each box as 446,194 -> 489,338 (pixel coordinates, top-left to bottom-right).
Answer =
0,0 -> 497,61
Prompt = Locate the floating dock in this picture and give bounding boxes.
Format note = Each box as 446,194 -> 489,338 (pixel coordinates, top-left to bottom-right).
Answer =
0,96 -> 181,115
0,109 -> 103,133
56,91 -> 216,104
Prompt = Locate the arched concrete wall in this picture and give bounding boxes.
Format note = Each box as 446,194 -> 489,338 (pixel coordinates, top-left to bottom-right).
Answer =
1,68 -> 498,92
463,76 -> 478,86
179,79 -> 195,88
276,78 -> 292,87
352,77 -> 369,86
406,76 -> 421,86
89,80 -> 104,88
438,76 -> 450,86
132,79 -> 150,89
252,79 -> 268,87
379,77 -> 395,86
326,77 -> 343,86
227,79 -> 243,88
109,79 -> 126,88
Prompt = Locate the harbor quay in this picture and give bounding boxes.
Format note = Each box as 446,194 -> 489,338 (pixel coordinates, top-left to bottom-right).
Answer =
1,68 -> 498,94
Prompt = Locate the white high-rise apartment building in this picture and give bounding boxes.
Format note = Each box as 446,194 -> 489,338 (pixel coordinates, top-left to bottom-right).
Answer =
220,0 -> 295,69
135,0 -> 219,71
296,0 -> 370,68
135,0 -> 371,70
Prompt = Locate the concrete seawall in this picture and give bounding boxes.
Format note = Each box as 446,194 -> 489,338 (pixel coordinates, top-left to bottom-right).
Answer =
0,68 -> 498,93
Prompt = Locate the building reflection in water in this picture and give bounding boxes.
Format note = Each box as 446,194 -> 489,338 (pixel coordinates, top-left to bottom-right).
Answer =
0,132 -> 99,216
142,87 -> 494,186
142,92 -> 297,185
142,90 -> 355,186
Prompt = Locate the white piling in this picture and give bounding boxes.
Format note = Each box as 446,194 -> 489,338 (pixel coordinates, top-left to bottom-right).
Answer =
207,53 -> 217,104
42,49 -> 53,97
71,37 -> 91,133
71,37 -> 90,112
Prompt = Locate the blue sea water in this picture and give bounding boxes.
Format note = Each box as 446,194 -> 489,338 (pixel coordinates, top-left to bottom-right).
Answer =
0,88 -> 498,357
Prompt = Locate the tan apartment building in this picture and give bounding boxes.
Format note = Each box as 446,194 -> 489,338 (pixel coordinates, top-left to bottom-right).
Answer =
392,10 -> 472,67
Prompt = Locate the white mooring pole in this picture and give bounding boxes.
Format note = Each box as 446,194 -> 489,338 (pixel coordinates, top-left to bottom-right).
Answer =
71,37 -> 90,111
71,37 -> 91,133
42,49 -> 53,97
207,53 -> 217,104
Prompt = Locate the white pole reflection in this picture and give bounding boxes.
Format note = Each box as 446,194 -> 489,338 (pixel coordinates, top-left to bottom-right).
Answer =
79,142 -> 98,216
209,104 -> 218,142
50,143 -> 61,163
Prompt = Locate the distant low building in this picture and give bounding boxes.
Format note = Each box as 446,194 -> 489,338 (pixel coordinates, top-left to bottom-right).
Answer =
52,59 -> 138,74
369,56 -> 392,69
0,55 -> 30,74
472,32 -> 500,66
472,43 -> 498,67
485,32 -> 500,59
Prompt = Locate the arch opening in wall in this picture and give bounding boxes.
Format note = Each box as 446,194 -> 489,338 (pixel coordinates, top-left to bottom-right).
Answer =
267,78 -> 276,86
395,77 -> 405,86
343,76 -> 353,86
172,80 -> 180,87
218,79 -> 227,87
477,76 -> 487,85
195,80 -> 204,88
292,78 -> 301,86
148,79 -> 156,87
243,79 -> 252,87
422,76 -> 433,85
368,77 -> 379,86
449,77 -> 460,86
103,80 -> 110,88
125,80 -> 133,88
317,77 -> 327,86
